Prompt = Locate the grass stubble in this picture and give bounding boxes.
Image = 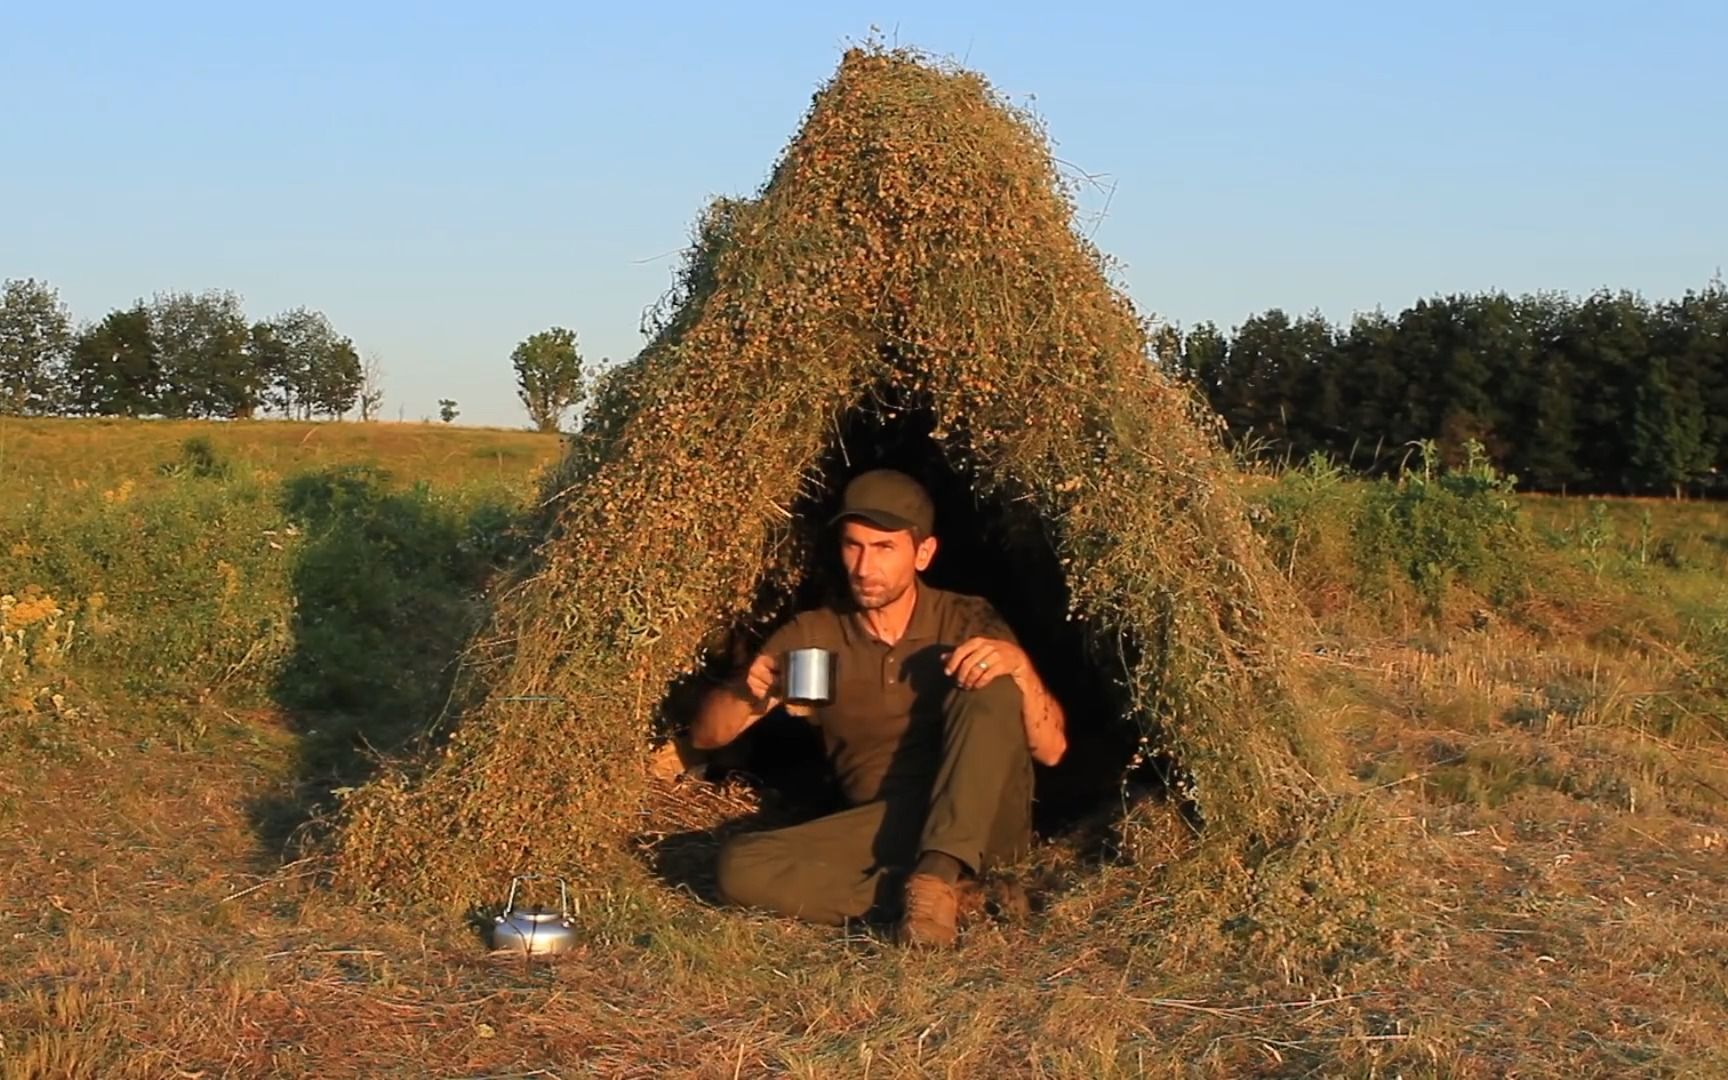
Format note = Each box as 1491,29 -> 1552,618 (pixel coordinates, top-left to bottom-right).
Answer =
1,421 -> 1725,1076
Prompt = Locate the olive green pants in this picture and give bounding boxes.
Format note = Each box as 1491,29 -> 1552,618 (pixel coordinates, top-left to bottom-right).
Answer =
715,678 -> 1033,925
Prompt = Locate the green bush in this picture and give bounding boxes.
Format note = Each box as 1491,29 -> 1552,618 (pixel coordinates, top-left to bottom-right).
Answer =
1353,440 -> 1528,609
274,466 -> 526,744
1,473 -> 293,709
0,462 -> 527,742
157,435 -> 235,480
1254,441 -> 1529,616
1253,454 -> 1360,610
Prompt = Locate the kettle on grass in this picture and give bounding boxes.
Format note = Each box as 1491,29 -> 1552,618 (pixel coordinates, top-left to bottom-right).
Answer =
489,875 -> 578,957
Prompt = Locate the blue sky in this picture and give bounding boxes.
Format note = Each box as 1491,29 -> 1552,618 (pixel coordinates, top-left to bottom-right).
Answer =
4,2 -> 1724,426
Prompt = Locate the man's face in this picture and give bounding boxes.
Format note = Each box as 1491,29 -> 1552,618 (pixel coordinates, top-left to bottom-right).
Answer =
838,518 -> 938,611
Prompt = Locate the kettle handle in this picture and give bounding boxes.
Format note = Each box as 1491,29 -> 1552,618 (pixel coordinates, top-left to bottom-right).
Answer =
499,874 -> 572,920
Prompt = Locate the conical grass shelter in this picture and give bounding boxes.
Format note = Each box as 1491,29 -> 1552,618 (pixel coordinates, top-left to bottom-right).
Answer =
336,47 -> 1337,912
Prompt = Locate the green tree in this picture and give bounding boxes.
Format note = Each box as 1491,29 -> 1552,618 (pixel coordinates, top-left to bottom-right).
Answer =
1179,321 -> 1229,392
253,307 -> 361,418
1567,290 -> 1651,490
307,335 -> 362,418
247,319 -> 290,412
1515,352 -> 1580,491
1651,279 -> 1728,481
1211,309 -> 1283,441
1207,309 -> 1335,462
1331,309 -> 1405,470
1630,355 -> 1709,496
1452,292 -> 1528,464
438,398 -> 459,423
1499,293 -> 1578,490
0,278 -> 73,414
1147,321 -> 1184,377
66,303 -> 160,415
511,326 -> 586,432
1389,294 -> 1511,466
151,290 -> 258,418
1182,283 -> 1728,495
1282,311 -> 1342,461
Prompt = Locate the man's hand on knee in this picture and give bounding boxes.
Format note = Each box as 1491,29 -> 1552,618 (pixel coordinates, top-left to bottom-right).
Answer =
945,636 -> 1067,766
943,636 -> 1027,690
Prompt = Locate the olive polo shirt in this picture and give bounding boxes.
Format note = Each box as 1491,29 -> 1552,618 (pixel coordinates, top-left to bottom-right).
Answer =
760,583 -> 1018,806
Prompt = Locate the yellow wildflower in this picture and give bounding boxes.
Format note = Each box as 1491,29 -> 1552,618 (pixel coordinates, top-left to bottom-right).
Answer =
216,560 -> 239,603
1,593 -> 62,631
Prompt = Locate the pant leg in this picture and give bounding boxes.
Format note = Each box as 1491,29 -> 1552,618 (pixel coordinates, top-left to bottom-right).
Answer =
714,795 -> 926,925
918,677 -> 1035,875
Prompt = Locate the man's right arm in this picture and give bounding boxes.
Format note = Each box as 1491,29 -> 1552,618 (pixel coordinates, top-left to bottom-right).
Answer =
689,652 -> 782,749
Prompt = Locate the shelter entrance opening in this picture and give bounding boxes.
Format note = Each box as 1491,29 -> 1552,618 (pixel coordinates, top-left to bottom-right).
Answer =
651,393 -> 1177,881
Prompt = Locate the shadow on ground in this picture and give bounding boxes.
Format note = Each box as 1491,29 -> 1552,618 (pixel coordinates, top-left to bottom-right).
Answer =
248,464 -> 526,857
632,712 -> 837,903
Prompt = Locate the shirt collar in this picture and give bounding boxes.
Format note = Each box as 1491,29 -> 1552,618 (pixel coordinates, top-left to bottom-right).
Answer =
904,580 -> 940,641
840,579 -> 938,646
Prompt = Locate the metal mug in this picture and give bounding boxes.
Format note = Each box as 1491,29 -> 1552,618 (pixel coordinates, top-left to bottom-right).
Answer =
783,648 -> 834,706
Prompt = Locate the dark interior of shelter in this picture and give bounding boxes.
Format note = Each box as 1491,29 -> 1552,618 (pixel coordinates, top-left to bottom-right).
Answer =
657,387 -> 1166,846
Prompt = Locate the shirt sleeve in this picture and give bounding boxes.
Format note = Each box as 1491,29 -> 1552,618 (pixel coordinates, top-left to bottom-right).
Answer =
758,610 -> 816,661
949,594 -> 1019,646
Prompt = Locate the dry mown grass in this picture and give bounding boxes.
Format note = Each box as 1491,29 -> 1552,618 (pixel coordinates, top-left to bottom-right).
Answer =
4,501 -> 1727,1076
2,686 -> 1724,1077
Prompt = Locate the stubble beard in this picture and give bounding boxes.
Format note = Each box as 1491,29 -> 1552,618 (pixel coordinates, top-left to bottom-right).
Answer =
849,575 -> 911,612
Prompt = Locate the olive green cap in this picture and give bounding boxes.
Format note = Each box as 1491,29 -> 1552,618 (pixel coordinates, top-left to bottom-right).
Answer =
829,469 -> 935,537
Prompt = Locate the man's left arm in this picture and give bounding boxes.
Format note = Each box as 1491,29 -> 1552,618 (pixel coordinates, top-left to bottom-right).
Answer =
945,636 -> 1068,766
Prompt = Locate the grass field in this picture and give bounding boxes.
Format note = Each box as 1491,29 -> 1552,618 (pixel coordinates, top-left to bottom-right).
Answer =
2,418 -> 1725,1077
0,417 -> 559,496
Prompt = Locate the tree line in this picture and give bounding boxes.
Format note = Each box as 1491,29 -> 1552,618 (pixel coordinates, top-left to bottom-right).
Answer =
0,279 -> 379,421
14,272 -> 1722,478
1,277 -> 597,431
1163,281 -> 1728,495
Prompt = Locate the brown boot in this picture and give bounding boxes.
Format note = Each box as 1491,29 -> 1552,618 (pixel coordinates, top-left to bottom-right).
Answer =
954,877 -> 987,922
895,873 -> 959,948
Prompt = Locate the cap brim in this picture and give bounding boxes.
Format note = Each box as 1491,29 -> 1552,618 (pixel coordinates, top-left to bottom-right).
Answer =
829,509 -> 919,533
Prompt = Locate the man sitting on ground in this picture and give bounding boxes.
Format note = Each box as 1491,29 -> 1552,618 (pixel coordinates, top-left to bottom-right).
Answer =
690,469 -> 1068,947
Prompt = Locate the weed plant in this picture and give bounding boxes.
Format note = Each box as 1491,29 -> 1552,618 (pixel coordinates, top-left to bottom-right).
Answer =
0,427 -> 543,762
1256,440 -> 1528,617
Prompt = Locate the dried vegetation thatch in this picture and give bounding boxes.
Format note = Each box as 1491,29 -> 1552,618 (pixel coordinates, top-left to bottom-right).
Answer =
336,47 -> 1340,911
